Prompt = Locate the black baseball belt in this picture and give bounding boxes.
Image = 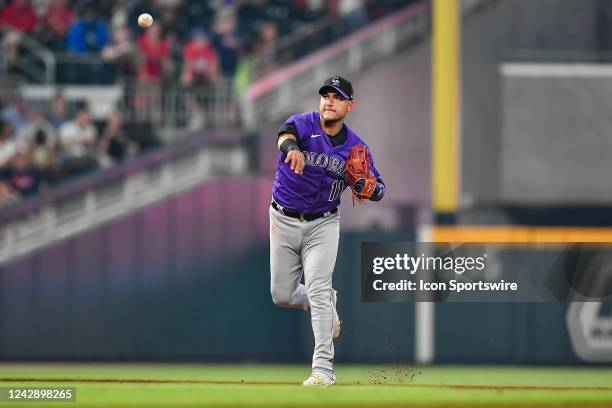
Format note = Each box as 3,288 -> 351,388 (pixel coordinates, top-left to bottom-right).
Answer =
271,200 -> 338,222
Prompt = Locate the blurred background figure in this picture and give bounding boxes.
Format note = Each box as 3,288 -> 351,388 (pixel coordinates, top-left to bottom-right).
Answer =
48,93 -> 69,129
137,22 -> 172,85
0,179 -> 18,208
1,151 -> 43,197
211,7 -> 242,80
39,0 -> 75,51
335,0 -> 370,32
58,105 -> 97,177
180,27 -> 219,87
66,7 -> 109,54
0,119 -> 16,170
65,6 -> 110,82
180,27 -> 220,130
0,0 -> 38,36
16,102 -> 56,152
254,21 -> 278,77
1,96 -> 29,133
101,25 -> 137,82
30,128 -> 60,184
98,110 -> 138,168
0,0 -> 38,69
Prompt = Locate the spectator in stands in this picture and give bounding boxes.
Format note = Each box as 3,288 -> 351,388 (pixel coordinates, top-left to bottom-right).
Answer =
101,25 -> 137,81
211,8 -> 242,78
0,0 -> 38,33
254,21 -> 278,76
109,3 -> 127,28
49,93 -> 69,129
2,151 -> 43,197
0,119 -> 17,169
66,7 -> 109,53
59,105 -> 98,176
234,40 -> 255,100
292,0 -> 326,23
133,22 -> 174,124
174,0 -> 214,42
180,27 -> 219,87
137,23 -> 173,84
88,0 -> 115,21
331,0 -> 370,32
16,102 -> 56,153
157,6 -> 178,37
29,128 -> 59,184
237,0 -> 268,40
64,6 -> 110,82
98,111 -> 138,167
0,180 -> 19,208
40,0 -> 75,51
260,20 -> 279,47
1,97 -> 29,133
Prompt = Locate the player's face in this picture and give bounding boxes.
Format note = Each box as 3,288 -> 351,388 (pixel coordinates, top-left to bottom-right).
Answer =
319,92 -> 354,123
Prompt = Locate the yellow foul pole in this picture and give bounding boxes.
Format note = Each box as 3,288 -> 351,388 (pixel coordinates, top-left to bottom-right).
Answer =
432,0 -> 460,214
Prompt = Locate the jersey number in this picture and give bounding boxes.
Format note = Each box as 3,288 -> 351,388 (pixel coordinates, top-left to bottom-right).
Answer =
328,180 -> 344,201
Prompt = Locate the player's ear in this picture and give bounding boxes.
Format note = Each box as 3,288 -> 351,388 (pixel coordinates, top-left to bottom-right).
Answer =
347,100 -> 355,112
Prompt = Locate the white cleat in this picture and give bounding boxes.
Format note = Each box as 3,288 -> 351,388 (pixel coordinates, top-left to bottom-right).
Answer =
332,289 -> 341,340
303,370 -> 336,386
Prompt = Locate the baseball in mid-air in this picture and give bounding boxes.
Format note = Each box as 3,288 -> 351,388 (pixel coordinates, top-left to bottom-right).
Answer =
138,13 -> 153,28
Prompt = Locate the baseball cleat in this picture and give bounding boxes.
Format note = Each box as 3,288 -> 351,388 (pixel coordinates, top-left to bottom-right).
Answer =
303,370 -> 336,386
332,289 -> 342,340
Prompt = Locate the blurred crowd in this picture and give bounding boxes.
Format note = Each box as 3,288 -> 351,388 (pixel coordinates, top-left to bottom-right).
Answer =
0,0 -> 413,208
0,94 -> 157,208
0,0 -> 410,84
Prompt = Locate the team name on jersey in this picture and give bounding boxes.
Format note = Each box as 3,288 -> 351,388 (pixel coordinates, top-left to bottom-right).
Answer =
302,151 -> 346,177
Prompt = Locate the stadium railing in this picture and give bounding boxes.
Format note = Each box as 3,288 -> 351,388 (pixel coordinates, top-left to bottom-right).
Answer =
0,131 -> 249,265
10,79 -> 237,134
243,0 -> 497,128
249,0 -> 426,81
242,1 -> 431,128
0,34 -> 55,83
117,81 -> 238,131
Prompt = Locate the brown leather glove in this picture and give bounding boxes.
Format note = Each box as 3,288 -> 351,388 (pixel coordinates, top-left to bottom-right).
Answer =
346,145 -> 377,204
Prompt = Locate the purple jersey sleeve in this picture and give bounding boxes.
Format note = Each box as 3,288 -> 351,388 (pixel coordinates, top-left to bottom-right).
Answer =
366,145 -> 385,200
365,144 -> 383,183
283,113 -> 314,142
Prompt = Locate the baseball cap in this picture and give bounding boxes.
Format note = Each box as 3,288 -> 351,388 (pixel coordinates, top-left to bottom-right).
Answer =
318,76 -> 354,100
191,26 -> 207,38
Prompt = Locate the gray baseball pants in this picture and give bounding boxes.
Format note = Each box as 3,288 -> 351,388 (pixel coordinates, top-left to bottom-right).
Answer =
269,205 -> 340,373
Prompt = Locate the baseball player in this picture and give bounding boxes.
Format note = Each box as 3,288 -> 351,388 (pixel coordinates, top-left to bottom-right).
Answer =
269,75 -> 385,386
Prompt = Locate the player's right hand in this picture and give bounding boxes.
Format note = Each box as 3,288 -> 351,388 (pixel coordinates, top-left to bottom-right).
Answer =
285,150 -> 305,175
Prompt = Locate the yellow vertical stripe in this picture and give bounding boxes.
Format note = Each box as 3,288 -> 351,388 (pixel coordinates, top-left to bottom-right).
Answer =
432,0 -> 460,212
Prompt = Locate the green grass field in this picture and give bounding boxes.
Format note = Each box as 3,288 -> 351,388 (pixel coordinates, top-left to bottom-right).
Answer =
0,364 -> 611,407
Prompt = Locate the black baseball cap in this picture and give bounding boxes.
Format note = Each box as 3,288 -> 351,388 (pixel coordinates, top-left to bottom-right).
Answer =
318,76 -> 354,100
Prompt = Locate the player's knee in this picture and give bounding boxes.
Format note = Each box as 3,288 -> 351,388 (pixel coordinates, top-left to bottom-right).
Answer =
305,286 -> 330,308
270,287 -> 293,307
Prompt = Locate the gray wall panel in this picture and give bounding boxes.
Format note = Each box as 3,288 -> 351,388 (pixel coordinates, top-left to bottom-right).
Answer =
500,76 -> 612,203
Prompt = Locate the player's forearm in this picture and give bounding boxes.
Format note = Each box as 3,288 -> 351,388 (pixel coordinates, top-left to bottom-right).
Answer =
278,134 -> 299,153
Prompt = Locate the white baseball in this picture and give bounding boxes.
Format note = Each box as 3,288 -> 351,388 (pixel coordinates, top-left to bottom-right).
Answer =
138,13 -> 153,28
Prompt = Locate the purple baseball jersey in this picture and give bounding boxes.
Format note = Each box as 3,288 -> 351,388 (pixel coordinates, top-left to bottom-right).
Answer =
272,111 -> 383,214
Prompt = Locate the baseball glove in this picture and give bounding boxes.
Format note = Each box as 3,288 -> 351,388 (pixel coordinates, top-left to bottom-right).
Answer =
346,145 -> 377,204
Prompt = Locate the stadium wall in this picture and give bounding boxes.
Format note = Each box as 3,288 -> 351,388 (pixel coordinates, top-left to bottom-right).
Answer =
0,182 -> 587,364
